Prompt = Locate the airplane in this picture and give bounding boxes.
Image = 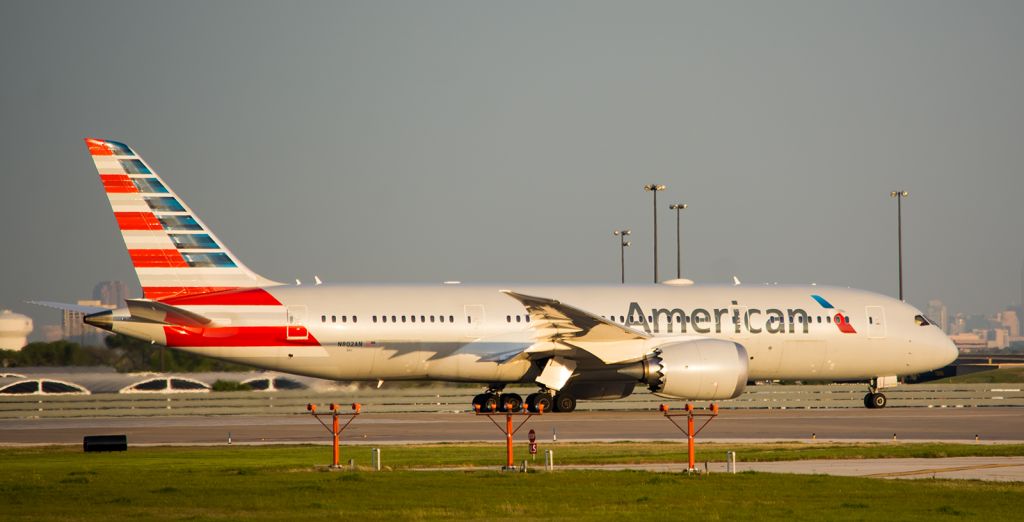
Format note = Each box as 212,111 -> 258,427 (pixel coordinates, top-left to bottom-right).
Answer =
61,138 -> 958,412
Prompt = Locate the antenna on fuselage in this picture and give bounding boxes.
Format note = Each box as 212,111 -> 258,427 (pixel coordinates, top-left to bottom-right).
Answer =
314,276 -> 323,286
295,279 -> 302,286
733,276 -> 741,286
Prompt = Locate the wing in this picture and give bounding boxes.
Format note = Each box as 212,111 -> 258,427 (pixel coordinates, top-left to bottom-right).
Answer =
500,290 -> 652,365
500,290 -> 648,342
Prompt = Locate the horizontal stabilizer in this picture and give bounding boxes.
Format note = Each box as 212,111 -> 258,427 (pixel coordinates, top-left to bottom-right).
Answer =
125,299 -> 213,327
27,301 -> 110,315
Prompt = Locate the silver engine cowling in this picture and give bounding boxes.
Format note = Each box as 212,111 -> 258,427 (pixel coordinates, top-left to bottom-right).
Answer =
637,339 -> 749,400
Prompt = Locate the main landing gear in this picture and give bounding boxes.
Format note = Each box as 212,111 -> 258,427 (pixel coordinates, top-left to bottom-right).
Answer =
524,391 -> 576,413
472,388 -> 577,413
472,389 -> 523,412
524,392 -> 551,413
553,393 -> 577,413
863,379 -> 887,409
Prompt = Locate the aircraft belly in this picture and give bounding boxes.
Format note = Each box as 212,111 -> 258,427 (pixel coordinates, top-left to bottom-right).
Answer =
776,340 -> 829,379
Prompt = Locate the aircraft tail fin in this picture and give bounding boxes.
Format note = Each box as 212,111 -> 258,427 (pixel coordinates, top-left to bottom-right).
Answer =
84,138 -> 281,301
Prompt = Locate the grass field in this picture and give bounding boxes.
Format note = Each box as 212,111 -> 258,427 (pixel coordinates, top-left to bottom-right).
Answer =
934,366 -> 1024,383
2,443 -> 1024,520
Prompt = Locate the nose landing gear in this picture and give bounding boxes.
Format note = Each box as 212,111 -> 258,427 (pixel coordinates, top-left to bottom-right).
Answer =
864,392 -> 887,409
863,378 -> 888,409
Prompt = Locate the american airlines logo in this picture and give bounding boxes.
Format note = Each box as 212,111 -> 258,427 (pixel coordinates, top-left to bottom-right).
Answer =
625,294 -> 855,336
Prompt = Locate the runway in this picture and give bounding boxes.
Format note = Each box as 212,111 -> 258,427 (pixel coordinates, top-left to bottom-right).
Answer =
2,407 -> 1022,445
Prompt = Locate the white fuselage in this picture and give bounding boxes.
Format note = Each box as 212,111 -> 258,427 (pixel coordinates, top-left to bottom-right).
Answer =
107,283 -> 958,386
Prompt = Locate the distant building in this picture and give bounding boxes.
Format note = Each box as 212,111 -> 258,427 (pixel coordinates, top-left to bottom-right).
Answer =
949,331 -> 988,352
926,299 -> 949,333
93,281 -> 130,308
989,328 -> 1010,350
998,310 -> 1020,338
62,300 -> 113,346
0,310 -> 33,351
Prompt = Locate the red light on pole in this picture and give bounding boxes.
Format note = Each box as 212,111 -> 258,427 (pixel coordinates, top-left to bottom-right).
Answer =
305,402 -> 362,469
660,402 -> 720,473
475,401 -> 542,471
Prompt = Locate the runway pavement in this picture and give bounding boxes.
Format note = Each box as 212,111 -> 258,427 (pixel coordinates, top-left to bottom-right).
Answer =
1,407 -> 1022,445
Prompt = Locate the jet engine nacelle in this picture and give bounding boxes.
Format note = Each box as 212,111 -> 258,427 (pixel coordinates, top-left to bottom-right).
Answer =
644,339 -> 749,400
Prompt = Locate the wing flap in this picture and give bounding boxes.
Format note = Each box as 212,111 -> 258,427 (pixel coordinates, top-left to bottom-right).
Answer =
501,290 -> 651,364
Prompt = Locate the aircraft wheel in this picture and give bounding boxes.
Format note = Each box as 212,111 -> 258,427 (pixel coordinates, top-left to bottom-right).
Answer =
472,393 -> 488,411
480,393 -> 498,413
525,393 -> 539,412
503,393 -> 523,412
533,393 -> 553,414
863,393 -> 874,409
553,394 -> 576,413
870,393 -> 887,409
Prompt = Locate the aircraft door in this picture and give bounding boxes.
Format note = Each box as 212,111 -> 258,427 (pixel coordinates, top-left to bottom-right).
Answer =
464,305 -> 485,332
865,306 -> 886,339
286,305 -> 309,341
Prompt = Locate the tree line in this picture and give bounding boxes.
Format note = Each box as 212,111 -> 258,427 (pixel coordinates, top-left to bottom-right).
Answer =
0,334 -> 250,373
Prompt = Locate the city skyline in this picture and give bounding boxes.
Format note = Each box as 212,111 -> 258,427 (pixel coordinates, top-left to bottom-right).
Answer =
3,2 -> 1024,335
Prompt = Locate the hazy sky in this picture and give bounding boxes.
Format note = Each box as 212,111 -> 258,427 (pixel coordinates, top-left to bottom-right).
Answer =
3,1 -> 1023,337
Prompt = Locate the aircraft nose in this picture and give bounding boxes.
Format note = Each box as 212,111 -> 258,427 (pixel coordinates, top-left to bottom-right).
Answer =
940,335 -> 959,366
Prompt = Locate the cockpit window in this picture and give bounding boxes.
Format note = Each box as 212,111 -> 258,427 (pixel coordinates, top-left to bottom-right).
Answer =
914,315 -> 931,326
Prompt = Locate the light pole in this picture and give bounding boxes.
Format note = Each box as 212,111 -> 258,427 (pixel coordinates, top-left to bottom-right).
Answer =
669,203 -> 687,279
643,184 -> 666,283
613,230 -> 631,284
890,190 -> 909,301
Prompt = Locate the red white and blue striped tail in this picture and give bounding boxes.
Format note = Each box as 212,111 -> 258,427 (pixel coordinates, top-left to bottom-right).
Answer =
85,138 -> 281,301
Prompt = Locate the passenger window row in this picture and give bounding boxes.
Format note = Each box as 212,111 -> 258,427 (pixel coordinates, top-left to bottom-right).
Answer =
597,314 -> 850,325
505,315 -> 532,323
320,314 -> 461,324
321,315 -> 358,324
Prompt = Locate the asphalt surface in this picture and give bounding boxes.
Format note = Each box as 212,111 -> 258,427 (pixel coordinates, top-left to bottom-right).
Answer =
1,407 -> 1022,445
